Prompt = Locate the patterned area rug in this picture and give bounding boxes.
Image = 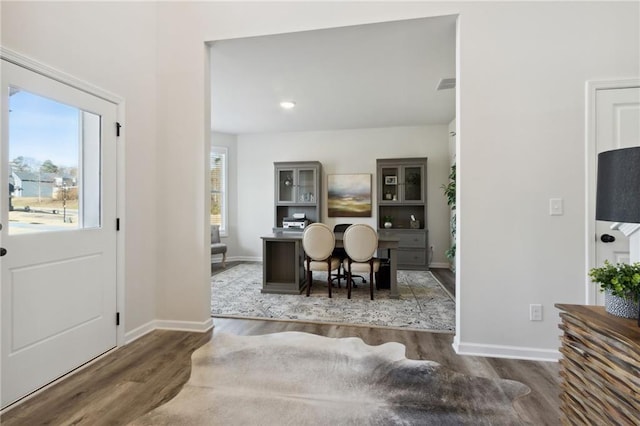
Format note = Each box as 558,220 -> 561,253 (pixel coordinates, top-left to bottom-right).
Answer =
131,332 -> 530,425
211,263 -> 455,332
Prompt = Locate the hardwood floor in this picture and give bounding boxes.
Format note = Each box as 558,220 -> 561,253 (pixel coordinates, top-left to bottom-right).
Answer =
1,318 -> 560,425
430,266 -> 455,297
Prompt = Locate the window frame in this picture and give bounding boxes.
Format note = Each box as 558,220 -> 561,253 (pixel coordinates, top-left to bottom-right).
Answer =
210,146 -> 228,236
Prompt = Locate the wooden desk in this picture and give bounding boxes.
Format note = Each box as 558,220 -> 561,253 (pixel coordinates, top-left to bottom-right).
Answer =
261,230 -> 400,298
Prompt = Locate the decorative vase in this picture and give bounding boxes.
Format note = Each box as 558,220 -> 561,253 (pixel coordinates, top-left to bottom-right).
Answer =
604,289 -> 639,319
384,222 -> 392,229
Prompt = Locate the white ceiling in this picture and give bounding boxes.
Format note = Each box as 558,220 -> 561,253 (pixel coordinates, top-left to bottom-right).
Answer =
210,15 -> 457,135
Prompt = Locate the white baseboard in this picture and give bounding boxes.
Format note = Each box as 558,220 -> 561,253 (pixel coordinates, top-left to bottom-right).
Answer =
452,340 -> 560,362
429,262 -> 451,269
125,318 -> 214,345
155,318 -> 214,333
124,320 -> 157,344
219,256 -> 261,263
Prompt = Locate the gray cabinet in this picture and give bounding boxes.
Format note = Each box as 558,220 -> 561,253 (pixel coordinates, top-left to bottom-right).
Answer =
379,162 -> 425,204
261,234 -> 306,294
274,161 -> 322,229
377,158 -> 428,270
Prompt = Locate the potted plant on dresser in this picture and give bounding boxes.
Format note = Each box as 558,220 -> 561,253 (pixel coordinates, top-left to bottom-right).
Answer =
588,260 -> 640,319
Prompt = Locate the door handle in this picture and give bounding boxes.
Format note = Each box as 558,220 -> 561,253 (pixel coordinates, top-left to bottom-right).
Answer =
600,234 -> 616,243
0,247 -> 6,256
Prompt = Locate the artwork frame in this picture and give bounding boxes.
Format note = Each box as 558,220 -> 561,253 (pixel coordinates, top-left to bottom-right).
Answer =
327,174 -> 372,218
384,176 -> 397,185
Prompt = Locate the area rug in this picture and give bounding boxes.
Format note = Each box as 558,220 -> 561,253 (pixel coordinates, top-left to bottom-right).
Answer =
131,332 -> 530,425
211,263 -> 455,332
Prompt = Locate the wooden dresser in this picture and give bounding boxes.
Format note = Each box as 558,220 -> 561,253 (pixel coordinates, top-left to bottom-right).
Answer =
555,304 -> 640,425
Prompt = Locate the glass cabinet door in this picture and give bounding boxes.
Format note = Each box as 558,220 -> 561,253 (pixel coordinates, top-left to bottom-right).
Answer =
403,165 -> 424,202
296,168 -> 316,204
380,166 -> 400,202
277,168 -> 295,203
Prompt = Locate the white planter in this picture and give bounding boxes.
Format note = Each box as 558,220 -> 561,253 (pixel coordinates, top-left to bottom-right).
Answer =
384,222 -> 392,229
604,289 -> 639,319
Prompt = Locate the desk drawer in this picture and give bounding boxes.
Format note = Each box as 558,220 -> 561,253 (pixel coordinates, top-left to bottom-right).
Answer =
396,232 -> 426,248
397,248 -> 427,266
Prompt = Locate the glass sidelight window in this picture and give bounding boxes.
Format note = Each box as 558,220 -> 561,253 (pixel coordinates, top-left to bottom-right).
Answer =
7,89 -> 101,234
210,146 -> 227,234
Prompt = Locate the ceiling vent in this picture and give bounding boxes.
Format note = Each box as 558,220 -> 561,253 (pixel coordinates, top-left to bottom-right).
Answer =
436,78 -> 456,90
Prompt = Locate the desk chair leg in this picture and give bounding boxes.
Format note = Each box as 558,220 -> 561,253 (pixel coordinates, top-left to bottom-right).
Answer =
330,267 -> 343,288
306,258 -> 312,297
222,253 -> 226,268
368,260 -> 374,300
326,258 -> 332,298
369,266 -> 374,301
347,260 -> 352,299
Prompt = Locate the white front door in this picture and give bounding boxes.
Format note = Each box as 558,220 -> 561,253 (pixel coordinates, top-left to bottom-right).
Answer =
1,59 -> 118,408
591,84 -> 640,304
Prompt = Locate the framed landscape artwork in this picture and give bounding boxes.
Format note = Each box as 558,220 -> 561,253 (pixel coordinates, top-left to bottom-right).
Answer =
327,174 -> 372,217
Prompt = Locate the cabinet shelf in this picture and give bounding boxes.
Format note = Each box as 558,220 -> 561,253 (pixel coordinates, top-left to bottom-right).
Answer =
377,158 -> 428,270
274,161 -> 322,228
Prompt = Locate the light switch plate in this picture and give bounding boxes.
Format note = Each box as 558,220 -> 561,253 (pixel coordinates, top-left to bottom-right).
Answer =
549,198 -> 563,216
530,304 -> 543,321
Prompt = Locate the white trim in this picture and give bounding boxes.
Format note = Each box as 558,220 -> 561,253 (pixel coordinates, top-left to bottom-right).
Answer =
155,318 -> 214,333
429,262 -> 451,269
211,255 -> 260,264
125,319 -> 214,345
234,256 -> 262,263
124,320 -> 157,345
454,12 -> 462,351
585,78 -> 640,305
1,46 -> 127,347
453,341 -> 560,362
116,102 -> 126,346
0,47 -> 123,104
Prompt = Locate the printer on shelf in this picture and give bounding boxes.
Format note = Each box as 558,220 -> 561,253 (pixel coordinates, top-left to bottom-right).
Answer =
283,213 -> 309,229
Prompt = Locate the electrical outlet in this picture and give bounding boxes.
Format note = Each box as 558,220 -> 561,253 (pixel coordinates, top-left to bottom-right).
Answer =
530,304 -> 543,321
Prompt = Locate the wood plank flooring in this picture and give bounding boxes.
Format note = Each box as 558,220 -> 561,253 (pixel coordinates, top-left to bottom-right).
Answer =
1,318 -> 560,425
430,267 -> 455,297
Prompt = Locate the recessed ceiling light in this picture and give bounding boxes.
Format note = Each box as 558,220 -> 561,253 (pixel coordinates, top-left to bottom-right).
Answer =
280,101 -> 296,109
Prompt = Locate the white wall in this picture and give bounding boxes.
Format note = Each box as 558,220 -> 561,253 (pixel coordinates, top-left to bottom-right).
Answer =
3,1 -> 639,360
152,1 -> 639,359
1,2 -> 159,334
236,126 -> 451,267
454,2 -> 639,359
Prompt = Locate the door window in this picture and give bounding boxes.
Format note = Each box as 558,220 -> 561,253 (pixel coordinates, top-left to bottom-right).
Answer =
7,89 -> 101,234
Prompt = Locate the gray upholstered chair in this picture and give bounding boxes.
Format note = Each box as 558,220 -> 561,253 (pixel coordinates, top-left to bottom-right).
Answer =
342,224 -> 380,300
211,225 -> 227,268
302,223 -> 341,298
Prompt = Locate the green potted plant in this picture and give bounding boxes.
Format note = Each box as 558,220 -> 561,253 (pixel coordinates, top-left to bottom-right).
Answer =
382,216 -> 393,229
441,164 -> 456,266
588,260 -> 640,318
